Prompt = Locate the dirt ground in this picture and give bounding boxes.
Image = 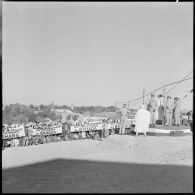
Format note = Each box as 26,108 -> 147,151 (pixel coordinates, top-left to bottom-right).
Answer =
2,134 -> 193,193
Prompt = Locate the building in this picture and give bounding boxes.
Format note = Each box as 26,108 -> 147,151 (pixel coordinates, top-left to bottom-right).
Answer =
55,109 -> 73,115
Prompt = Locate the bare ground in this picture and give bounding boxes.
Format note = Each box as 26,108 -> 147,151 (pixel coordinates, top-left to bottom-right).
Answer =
2,134 -> 193,193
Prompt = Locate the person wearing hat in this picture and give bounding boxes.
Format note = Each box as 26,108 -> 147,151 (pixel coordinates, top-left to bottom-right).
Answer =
173,97 -> 182,126
116,103 -> 131,135
148,94 -> 158,127
165,96 -> 173,126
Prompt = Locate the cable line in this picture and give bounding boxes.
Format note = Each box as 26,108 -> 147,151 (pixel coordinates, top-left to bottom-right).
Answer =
164,70 -> 193,95
127,86 -> 164,104
115,70 -> 193,106
166,77 -> 192,86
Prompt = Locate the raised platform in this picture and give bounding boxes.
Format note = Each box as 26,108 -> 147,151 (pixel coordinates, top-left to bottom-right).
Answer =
151,125 -> 191,130
147,125 -> 192,136
129,125 -> 192,137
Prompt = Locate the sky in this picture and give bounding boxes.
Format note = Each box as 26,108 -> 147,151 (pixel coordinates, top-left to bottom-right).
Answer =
2,2 -> 193,109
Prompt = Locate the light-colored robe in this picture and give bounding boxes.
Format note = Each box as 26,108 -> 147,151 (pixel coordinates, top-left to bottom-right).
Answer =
135,108 -> 150,134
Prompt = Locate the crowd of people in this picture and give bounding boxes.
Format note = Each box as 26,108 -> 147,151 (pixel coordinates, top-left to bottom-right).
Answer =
2,134 -> 62,148
2,98 -> 193,149
147,94 -> 193,128
2,120 -> 123,149
116,94 -> 193,136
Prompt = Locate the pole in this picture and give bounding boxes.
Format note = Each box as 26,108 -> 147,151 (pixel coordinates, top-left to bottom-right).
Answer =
163,85 -> 167,125
163,85 -> 166,107
143,89 -> 145,104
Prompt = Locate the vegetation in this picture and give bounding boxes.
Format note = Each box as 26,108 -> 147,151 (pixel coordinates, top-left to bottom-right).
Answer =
3,103 -> 62,125
72,114 -> 80,121
73,106 -> 117,113
3,103 -> 137,124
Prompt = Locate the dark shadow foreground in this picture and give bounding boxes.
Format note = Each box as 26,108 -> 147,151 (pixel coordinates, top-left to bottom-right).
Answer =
2,159 -> 193,193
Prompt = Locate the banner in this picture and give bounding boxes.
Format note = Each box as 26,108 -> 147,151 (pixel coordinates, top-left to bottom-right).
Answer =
2,125 -> 25,139
83,117 -> 107,124
32,125 -> 62,136
70,117 -> 107,132
70,123 -> 103,132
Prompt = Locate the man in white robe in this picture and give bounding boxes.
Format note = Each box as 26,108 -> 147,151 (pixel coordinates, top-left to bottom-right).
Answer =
135,105 -> 150,136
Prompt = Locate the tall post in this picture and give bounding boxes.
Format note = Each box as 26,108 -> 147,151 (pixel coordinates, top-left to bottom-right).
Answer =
143,89 -> 145,104
163,85 -> 166,107
163,85 -> 167,124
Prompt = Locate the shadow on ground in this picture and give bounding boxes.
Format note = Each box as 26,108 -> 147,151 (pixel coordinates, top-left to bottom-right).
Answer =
2,158 -> 193,193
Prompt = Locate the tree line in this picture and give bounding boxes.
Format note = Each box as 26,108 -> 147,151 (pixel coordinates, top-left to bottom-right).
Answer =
3,103 -> 61,125
72,106 -> 117,113
3,103 -> 137,124
2,104 -> 118,124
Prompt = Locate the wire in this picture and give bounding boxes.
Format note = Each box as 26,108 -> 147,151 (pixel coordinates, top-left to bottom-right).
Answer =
115,70 -> 193,106
166,77 -> 193,86
127,86 -> 164,104
165,70 -> 193,95
115,85 -> 164,105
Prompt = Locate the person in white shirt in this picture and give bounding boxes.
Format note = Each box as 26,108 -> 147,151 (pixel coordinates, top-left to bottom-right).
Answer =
135,105 -> 150,136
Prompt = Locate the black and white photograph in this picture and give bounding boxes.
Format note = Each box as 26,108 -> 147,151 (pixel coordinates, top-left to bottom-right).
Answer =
2,2 -> 193,193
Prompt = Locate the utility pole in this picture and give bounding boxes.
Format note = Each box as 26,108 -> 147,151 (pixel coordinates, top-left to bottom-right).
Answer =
163,85 -> 167,124
163,85 -> 167,107
143,89 -> 145,104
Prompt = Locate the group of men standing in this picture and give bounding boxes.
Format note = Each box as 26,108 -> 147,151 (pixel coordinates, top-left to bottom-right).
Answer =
147,94 -> 182,127
116,93 -> 189,135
